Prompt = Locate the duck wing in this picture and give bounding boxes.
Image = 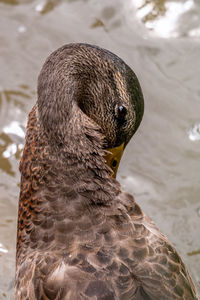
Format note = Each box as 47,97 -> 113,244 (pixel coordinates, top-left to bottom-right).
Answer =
113,191 -> 198,300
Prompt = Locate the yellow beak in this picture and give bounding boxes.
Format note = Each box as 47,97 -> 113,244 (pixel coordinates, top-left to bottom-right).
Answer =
105,142 -> 125,178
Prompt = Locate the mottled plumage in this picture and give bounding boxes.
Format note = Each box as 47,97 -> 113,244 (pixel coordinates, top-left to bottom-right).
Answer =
15,43 -> 198,300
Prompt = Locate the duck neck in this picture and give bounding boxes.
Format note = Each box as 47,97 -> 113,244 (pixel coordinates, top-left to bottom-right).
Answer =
36,103 -> 121,203
16,105 -> 120,261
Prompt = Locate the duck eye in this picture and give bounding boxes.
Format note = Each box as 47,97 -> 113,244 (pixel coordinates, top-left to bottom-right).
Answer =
118,105 -> 127,122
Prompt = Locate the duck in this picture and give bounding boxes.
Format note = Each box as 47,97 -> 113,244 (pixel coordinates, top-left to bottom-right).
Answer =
15,43 -> 198,300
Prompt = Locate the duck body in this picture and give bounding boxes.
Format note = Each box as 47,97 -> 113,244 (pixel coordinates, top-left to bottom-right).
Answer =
15,44 -> 198,300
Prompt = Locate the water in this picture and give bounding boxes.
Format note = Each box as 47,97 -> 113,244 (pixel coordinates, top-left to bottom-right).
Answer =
0,0 -> 200,298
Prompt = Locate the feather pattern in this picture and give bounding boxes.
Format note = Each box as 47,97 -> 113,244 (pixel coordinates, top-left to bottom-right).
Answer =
15,43 -> 198,300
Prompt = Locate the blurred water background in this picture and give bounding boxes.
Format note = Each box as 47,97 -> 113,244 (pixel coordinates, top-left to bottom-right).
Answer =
0,0 -> 200,298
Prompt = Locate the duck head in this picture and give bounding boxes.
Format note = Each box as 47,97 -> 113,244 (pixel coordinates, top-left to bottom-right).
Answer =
37,43 -> 144,177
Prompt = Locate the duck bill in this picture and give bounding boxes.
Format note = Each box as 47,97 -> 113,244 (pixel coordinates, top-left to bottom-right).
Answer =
105,142 -> 125,178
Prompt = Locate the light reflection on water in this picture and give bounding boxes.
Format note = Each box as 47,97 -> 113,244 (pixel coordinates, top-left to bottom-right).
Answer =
189,123 -> 200,141
131,0 -> 200,38
145,0 -> 193,38
0,243 -> 8,254
0,0 -> 200,298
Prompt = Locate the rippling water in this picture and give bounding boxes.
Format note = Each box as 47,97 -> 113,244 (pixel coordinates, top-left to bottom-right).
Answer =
0,0 -> 200,298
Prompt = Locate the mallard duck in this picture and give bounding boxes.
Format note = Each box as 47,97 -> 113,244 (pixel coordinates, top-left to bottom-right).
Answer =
15,43 -> 198,300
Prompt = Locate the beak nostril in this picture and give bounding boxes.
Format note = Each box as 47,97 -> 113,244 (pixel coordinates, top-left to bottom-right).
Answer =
112,159 -> 117,168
